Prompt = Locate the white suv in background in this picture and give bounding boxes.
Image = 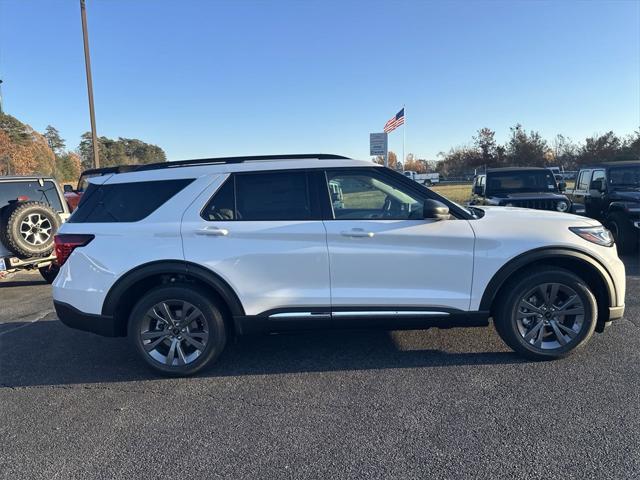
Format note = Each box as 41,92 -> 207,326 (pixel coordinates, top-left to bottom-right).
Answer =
52,154 -> 626,376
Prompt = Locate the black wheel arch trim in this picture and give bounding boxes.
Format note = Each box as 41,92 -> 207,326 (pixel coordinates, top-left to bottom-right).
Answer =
101,260 -> 245,318
479,247 -> 617,312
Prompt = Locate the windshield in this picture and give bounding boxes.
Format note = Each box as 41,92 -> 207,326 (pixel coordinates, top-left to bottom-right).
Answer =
486,170 -> 557,194
609,166 -> 640,187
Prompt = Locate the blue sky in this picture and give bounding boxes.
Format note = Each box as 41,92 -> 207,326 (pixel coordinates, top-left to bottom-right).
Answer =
0,0 -> 638,161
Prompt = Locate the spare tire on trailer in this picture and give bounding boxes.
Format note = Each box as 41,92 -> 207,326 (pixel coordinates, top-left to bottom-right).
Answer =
0,201 -> 61,258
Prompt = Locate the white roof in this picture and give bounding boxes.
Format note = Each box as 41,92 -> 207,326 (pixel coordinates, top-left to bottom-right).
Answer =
90,157 -> 379,184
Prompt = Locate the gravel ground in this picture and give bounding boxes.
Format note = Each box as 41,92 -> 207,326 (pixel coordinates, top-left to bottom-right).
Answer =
1,256 -> 639,480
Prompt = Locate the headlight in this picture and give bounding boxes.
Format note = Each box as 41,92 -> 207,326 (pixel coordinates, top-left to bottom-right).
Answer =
556,201 -> 569,212
569,226 -> 614,247
505,202 -> 515,207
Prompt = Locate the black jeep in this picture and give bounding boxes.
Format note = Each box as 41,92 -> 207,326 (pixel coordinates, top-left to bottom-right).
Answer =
569,161 -> 640,253
470,167 -> 575,213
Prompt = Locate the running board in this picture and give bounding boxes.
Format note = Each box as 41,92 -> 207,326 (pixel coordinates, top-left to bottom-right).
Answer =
235,309 -> 488,335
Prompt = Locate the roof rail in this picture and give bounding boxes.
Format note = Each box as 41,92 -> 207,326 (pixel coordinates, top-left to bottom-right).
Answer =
133,153 -> 350,172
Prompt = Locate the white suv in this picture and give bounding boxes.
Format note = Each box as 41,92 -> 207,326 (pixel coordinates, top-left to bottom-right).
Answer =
52,154 -> 626,375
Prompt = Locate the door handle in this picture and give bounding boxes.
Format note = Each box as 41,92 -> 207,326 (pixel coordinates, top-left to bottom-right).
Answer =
196,227 -> 229,237
340,228 -> 374,238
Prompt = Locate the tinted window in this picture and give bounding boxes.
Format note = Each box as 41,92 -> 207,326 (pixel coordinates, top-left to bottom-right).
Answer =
609,166 -> 640,186
326,170 -> 423,220
236,172 -> 311,220
69,179 -> 193,223
0,180 -> 63,212
486,171 -> 556,194
201,177 -> 235,220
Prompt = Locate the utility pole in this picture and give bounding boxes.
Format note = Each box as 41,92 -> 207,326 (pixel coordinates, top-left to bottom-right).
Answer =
80,0 -> 100,168
0,79 -> 4,114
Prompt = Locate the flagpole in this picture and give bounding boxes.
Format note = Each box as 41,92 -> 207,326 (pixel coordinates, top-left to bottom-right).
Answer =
402,104 -> 406,169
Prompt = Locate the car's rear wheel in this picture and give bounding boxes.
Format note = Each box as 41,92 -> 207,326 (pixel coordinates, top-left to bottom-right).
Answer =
494,268 -> 597,360
609,211 -> 638,254
128,285 -> 227,376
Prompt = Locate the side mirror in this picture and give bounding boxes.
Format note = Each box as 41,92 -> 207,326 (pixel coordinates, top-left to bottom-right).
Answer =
589,179 -> 605,193
558,181 -> 567,192
473,185 -> 483,196
423,199 -> 450,221
63,184 -> 74,193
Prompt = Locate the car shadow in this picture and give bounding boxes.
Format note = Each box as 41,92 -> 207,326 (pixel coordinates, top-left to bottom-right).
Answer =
0,319 -> 524,388
0,279 -> 48,288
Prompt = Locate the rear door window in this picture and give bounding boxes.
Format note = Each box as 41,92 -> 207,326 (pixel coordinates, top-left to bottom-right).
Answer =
69,179 -> 193,223
201,171 -> 316,221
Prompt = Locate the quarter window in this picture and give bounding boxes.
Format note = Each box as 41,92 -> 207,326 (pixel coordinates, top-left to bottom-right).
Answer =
325,170 -> 423,220
70,179 -> 193,223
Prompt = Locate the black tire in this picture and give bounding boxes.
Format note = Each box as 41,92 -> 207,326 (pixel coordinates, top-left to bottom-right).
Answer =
608,211 -> 638,254
494,267 -> 597,360
0,201 -> 61,258
128,285 -> 227,376
39,264 -> 60,284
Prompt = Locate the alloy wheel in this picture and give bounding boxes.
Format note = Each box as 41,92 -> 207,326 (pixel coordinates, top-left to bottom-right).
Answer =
140,300 -> 210,366
515,282 -> 586,350
19,213 -> 52,246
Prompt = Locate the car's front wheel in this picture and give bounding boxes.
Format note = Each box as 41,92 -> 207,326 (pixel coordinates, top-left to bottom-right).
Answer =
128,285 -> 227,376
494,268 -> 597,360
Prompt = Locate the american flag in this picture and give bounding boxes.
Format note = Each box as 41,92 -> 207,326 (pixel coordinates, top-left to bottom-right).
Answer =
383,108 -> 405,133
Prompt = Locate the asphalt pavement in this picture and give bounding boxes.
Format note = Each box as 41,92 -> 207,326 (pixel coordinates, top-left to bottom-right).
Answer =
1,256 -> 639,479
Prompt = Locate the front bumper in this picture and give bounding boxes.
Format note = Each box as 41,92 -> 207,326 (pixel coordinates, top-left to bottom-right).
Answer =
54,301 -> 121,337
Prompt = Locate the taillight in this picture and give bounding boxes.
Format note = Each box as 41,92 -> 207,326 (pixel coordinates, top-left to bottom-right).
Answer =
54,234 -> 95,266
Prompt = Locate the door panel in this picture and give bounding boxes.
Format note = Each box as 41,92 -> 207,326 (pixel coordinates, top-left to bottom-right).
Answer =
322,168 -> 475,311
323,219 -> 475,310
181,174 -> 330,316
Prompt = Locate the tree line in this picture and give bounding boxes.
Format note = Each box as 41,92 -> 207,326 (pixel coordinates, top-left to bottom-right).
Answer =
378,125 -> 640,177
0,113 -> 166,181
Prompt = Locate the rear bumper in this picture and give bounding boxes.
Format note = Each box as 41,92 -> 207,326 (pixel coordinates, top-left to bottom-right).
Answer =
54,300 -> 121,337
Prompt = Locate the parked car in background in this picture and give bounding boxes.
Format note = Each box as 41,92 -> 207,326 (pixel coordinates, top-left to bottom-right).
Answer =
469,167 -> 578,213
64,166 -> 136,211
569,161 -> 640,253
403,170 -> 440,186
0,175 -> 70,282
52,154 -> 625,376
